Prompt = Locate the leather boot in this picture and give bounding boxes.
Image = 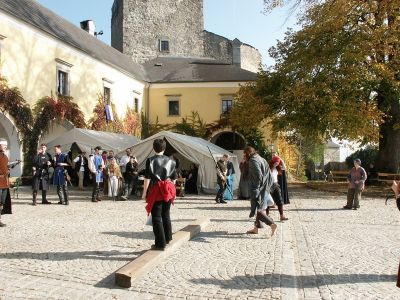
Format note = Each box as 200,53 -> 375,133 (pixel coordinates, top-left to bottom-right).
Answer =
32,191 -> 37,206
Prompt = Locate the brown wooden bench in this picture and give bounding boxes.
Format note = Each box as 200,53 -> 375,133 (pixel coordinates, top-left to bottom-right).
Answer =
330,170 -> 349,182
377,172 -> 400,183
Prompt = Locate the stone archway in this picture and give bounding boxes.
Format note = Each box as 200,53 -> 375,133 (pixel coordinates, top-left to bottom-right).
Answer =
0,112 -> 23,177
210,130 -> 246,158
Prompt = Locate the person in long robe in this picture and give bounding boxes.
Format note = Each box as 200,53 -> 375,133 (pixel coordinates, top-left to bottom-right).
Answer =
238,154 -> 250,199
223,155 -> 235,201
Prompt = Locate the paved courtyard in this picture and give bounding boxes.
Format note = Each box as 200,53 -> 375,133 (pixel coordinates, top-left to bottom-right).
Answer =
0,185 -> 399,300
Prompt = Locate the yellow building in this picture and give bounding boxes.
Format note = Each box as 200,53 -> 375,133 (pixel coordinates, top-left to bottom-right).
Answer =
143,57 -> 265,157
0,0 -> 146,176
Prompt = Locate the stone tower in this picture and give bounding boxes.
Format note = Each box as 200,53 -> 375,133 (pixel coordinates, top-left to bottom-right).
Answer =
112,0 -> 205,63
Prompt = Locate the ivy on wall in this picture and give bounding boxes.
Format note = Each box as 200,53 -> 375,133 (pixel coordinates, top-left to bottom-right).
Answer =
0,77 -> 34,174
90,94 -> 141,137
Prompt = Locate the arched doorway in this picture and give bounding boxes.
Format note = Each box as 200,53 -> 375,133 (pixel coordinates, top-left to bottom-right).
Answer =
0,112 -> 22,177
210,130 -> 246,158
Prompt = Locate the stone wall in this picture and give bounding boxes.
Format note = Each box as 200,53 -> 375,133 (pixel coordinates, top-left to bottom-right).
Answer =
111,0 -> 123,52
239,44 -> 262,73
203,30 -> 232,64
112,0 -> 204,63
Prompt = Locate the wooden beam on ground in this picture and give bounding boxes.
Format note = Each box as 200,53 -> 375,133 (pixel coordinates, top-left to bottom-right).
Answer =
115,217 -> 209,288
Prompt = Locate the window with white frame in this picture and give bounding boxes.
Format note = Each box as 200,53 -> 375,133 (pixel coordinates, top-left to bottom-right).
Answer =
221,99 -> 233,114
134,97 -> 139,113
159,39 -> 170,52
57,69 -> 69,96
168,99 -> 180,116
55,58 -> 72,96
104,86 -> 111,105
0,34 -> 5,72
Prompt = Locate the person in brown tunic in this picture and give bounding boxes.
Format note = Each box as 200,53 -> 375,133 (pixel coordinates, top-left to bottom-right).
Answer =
0,138 -> 10,227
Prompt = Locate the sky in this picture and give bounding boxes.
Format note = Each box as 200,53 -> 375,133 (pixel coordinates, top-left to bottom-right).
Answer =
36,0 -> 299,67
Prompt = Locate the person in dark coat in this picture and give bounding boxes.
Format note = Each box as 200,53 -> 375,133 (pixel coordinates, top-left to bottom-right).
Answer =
142,139 -> 177,250
73,151 -> 89,190
32,143 -> 52,205
239,154 -> 250,199
124,156 -> 138,199
244,146 -> 277,236
52,145 -> 70,205
0,138 -> 10,227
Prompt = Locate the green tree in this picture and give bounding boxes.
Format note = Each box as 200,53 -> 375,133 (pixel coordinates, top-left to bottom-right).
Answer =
241,0 -> 399,172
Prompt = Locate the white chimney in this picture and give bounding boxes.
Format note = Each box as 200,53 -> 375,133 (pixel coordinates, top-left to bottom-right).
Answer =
80,20 -> 96,36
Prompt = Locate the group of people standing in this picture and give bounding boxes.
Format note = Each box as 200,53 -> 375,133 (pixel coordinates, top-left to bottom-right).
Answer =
89,147 -> 139,202
31,144 -> 139,205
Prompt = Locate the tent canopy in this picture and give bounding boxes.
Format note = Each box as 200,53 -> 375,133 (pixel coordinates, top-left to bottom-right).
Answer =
117,131 -> 241,194
46,128 -> 140,155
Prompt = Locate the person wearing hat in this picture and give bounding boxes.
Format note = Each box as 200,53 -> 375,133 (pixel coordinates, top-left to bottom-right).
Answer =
343,158 -> 367,210
88,146 -> 105,202
0,138 -> 10,227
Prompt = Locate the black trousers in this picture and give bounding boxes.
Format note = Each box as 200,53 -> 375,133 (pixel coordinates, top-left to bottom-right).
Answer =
92,175 -> 100,200
216,178 -> 226,200
151,200 -> 172,248
268,183 -> 284,215
33,190 -> 47,203
57,184 -> 68,204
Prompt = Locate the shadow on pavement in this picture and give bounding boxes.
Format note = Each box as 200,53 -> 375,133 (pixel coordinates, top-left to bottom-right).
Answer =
183,206 -> 249,211
189,273 -> 397,289
101,231 -> 154,240
191,231 -> 266,243
0,250 -> 146,262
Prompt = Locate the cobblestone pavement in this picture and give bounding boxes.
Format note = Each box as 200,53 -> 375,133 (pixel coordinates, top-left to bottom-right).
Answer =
0,185 -> 399,300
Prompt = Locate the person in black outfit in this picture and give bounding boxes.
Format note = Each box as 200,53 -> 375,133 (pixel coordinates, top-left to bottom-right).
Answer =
142,139 -> 177,250
32,144 -> 52,205
125,156 -> 138,199
185,164 -> 198,194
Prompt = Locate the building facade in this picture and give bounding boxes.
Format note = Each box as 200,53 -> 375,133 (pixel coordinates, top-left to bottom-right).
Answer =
0,0 -> 147,176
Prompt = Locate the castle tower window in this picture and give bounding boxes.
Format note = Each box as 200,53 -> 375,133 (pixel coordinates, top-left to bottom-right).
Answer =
159,39 -> 170,52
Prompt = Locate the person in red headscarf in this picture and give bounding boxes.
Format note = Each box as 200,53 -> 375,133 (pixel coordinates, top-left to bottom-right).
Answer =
268,156 -> 289,221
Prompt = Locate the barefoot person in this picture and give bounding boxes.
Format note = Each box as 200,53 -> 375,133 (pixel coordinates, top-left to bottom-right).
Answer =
343,158 -> 366,210
245,146 -> 277,236
142,139 -> 177,250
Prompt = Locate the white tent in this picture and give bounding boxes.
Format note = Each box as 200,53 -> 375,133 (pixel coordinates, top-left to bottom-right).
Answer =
117,131 -> 240,194
46,128 -> 140,154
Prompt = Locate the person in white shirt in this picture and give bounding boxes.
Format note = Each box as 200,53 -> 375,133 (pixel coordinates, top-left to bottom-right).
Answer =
73,151 -> 87,190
